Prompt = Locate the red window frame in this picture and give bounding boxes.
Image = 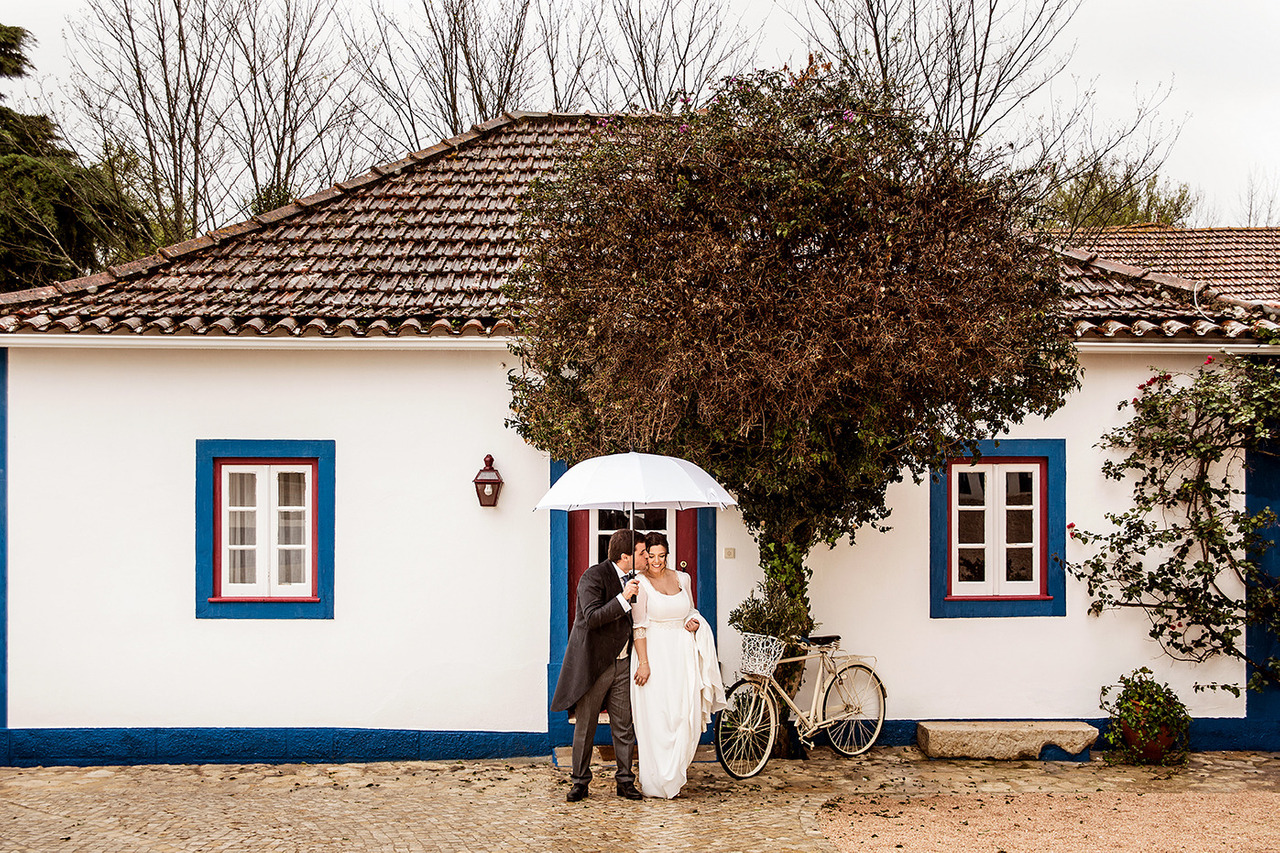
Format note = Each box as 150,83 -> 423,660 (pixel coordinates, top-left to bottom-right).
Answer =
944,456 -> 1051,601
210,457 -> 321,603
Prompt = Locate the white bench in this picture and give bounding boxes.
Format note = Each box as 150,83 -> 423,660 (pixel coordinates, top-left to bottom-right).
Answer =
916,721 -> 1099,760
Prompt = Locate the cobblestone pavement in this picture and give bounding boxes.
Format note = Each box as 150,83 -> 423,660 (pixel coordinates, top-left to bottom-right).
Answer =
2,747 -> 1279,852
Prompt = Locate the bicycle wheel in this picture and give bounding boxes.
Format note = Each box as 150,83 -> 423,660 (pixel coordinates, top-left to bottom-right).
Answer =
822,663 -> 885,757
714,678 -> 778,779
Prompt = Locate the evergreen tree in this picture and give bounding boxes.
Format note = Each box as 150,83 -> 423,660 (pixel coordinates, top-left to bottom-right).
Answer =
0,25 -> 152,291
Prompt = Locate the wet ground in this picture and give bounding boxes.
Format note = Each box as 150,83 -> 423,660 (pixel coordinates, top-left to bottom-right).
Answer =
2,746 -> 1279,851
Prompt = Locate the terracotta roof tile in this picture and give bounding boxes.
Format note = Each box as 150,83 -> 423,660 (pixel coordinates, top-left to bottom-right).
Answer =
1063,225 -> 1280,304
0,114 -> 1276,342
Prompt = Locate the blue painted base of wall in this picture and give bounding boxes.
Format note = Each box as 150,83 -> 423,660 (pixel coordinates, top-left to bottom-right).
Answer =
2,716 -> 1275,766
0,728 -> 549,767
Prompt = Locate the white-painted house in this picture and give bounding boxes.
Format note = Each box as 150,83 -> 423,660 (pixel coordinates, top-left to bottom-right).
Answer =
1,114 -> 1278,765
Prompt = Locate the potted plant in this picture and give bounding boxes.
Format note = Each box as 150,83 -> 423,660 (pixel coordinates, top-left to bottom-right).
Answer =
728,578 -> 815,758
1099,667 -> 1191,765
728,578 -> 815,695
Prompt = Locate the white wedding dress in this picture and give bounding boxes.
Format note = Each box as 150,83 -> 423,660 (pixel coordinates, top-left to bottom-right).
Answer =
630,571 -> 728,798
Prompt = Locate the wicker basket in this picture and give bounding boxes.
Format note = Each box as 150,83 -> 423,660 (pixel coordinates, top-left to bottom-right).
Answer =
739,632 -> 785,677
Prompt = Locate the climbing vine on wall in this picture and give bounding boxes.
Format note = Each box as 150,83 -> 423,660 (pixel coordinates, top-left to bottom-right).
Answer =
1070,354 -> 1280,695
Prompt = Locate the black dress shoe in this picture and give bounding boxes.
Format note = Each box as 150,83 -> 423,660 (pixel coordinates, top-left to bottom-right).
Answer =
616,781 -> 643,800
566,783 -> 589,802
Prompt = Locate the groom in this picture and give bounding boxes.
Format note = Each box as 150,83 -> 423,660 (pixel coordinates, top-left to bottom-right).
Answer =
551,528 -> 646,802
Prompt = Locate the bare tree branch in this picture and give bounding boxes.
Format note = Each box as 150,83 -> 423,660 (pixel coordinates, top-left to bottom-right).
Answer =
69,0 -> 236,243
594,0 -> 756,111
223,0 -> 364,215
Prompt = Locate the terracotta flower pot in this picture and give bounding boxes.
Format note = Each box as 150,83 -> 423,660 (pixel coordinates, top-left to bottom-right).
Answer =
1120,720 -> 1177,764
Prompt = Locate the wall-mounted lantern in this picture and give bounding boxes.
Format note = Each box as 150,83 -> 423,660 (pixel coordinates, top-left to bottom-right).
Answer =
473,454 -> 504,507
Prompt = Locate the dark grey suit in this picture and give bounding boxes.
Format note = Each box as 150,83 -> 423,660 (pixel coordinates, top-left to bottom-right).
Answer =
551,560 -> 636,787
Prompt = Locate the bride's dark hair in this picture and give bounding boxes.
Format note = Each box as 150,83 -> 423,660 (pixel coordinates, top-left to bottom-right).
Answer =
644,531 -> 669,551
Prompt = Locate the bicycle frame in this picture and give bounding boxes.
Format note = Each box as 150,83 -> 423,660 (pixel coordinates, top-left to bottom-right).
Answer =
747,645 -> 876,745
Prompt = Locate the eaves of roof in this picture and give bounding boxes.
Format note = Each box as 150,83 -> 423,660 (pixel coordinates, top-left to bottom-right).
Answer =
1056,246 -> 1280,342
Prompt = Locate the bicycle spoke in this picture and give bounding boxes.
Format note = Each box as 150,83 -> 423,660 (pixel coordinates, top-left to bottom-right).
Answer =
822,664 -> 885,757
715,680 -> 777,779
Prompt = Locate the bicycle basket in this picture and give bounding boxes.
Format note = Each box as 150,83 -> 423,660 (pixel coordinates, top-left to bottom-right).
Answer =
739,632 -> 785,677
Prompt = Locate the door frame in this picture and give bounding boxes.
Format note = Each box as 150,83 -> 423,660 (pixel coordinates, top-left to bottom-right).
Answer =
545,460 -> 719,747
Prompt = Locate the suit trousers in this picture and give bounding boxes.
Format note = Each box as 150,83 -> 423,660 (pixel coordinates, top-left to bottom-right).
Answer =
570,656 -> 636,786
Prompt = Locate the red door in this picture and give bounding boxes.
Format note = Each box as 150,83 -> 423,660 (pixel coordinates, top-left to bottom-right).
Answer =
567,509 -> 699,630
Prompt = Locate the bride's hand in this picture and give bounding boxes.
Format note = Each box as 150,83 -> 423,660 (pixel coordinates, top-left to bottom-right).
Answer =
634,661 -> 650,686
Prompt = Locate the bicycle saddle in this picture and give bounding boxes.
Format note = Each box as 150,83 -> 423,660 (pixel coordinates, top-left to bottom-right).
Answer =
803,634 -> 841,646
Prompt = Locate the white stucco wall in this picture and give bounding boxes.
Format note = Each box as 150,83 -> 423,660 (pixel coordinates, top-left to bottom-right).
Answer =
6,342 -> 1253,731
714,350 -> 1247,721
7,344 -> 551,730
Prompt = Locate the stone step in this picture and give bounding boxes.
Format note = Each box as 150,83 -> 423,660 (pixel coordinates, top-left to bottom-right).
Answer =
917,720 -> 1099,761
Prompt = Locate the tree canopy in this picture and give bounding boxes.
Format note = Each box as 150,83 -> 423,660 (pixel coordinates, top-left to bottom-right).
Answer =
0,24 -> 151,291
508,66 -> 1080,602
1046,158 -> 1200,231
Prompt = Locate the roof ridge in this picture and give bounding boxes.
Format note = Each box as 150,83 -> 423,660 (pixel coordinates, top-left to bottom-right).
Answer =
0,111 -> 601,307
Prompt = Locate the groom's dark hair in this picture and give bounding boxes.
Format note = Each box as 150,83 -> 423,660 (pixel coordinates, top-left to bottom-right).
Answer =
607,528 -> 642,563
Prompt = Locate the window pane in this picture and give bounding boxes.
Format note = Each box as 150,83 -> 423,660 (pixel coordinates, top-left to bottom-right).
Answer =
634,508 -> 667,530
957,472 -> 985,506
1006,509 -> 1033,544
229,549 -> 256,584
278,549 -> 304,584
1006,548 -> 1034,582
598,534 -> 611,564
228,472 -> 256,507
958,549 -> 985,582
229,510 -> 256,546
1006,471 -> 1034,506
278,472 -> 306,507
957,510 -> 985,544
598,509 -> 629,530
278,511 -> 306,545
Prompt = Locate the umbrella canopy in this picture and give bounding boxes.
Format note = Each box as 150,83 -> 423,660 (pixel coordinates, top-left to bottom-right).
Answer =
535,452 -> 737,511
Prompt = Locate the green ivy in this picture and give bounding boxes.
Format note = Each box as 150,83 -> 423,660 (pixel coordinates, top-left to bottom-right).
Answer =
1099,667 -> 1191,765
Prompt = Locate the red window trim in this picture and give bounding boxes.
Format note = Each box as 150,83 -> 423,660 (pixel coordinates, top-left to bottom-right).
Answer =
211,457 -> 320,602
945,456 -> 1050,600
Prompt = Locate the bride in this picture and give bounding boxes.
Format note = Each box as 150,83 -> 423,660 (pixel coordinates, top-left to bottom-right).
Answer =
630,532 -> 727,798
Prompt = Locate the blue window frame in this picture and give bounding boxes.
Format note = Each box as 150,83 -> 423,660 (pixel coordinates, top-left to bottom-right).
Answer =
929,439 -> 1066,618
196,440 -> 335,619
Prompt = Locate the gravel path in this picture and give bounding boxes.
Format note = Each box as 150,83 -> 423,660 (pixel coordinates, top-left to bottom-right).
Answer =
820,791 -> 1280,852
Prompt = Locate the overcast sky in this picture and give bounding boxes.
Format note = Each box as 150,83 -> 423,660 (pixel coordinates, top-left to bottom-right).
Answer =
8,0 -> 1280,225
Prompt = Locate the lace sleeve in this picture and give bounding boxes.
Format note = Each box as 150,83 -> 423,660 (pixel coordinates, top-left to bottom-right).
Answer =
631,578 -> 649,637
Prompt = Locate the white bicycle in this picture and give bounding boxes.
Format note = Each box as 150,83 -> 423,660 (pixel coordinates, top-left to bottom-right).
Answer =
714,633 -> 886,779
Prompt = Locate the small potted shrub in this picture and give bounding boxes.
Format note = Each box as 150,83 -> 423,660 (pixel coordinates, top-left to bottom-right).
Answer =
728,577 -> 815,692
1099,667 -> 1191,765
728,578 -> 815,758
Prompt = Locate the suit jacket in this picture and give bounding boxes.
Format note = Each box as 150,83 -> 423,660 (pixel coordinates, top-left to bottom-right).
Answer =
550,560 -> 633,712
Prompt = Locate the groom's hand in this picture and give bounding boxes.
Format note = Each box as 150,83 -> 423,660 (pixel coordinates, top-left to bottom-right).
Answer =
684,617 -> 699,632
623,578 -> 640,601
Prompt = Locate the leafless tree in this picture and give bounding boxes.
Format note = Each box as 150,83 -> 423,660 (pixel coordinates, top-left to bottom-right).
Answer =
532,0 -> 601,112
222,0 -> 364,216
593,0 -> 756,111
803,0 -> 1080,152
65,0 -> 369,240
346,0 -> 541,158
798,0 -> 1176,234
347,0 -> 754,161
1238,168 -> 1280,227
68,0 -> 235,244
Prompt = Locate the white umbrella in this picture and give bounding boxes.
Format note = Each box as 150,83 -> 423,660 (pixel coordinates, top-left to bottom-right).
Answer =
535,452 -> 736,512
